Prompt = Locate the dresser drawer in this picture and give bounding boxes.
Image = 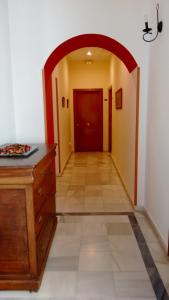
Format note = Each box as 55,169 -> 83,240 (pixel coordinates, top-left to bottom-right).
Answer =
34,157 -> 55,189
36,203 -> 56,273
34,163 -> 56,215
35,193 -> 56,237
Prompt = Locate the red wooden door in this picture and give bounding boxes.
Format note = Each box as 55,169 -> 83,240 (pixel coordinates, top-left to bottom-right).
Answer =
74,89 -> 103,152
108,87 -> 112,152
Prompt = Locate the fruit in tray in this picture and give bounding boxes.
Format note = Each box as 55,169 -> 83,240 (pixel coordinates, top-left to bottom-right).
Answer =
0,144 -> 31,155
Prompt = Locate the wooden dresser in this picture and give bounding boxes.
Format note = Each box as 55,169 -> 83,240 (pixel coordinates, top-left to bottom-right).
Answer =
0,144 -> 57,291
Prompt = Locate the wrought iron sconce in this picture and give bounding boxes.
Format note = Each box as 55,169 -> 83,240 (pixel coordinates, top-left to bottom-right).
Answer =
143,4 -> 163,42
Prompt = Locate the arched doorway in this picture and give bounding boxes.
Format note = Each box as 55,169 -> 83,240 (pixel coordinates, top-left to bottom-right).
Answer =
42,33 -> 139,205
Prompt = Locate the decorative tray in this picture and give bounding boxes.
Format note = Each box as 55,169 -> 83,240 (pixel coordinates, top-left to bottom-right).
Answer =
0,144 -> 38,158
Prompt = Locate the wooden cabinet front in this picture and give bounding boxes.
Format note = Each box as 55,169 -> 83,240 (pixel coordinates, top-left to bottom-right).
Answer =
0,189 -> 29,275
0,144 -> 57,291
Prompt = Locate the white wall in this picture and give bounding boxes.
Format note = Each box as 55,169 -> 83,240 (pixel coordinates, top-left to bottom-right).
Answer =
52,58 -> 71,174
7,0 -> 151,206
145,0 -> 169,248
110,56 -> 137,202
0,0 -> 15,144
68,59 -> 110,151
8,0 -> 46,143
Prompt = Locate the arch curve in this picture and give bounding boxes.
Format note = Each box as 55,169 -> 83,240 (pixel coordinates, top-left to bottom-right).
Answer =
43,33 -> 138,143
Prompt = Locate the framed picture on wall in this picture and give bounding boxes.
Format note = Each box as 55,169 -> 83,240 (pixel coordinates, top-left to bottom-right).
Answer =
62,97 -> 65,108
115,88 -> 122,109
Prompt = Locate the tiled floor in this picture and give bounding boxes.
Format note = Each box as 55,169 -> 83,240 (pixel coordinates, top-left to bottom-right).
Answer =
56,152 -> 133,213
0,152 -> 169,300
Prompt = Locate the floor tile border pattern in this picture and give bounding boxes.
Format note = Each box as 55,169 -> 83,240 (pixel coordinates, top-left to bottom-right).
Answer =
128,214 -> 169,300
56,212 -> 169,300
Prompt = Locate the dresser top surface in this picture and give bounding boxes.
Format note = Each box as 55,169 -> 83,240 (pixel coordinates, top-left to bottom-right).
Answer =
0,144 -> 56,169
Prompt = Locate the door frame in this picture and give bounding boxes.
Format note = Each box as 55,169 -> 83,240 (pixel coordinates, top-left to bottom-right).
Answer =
73,88 -> 103,152
54,78 -> 61,173
108,87 -> 112,153
42,34 -> 139,206
134,67 -> 140,205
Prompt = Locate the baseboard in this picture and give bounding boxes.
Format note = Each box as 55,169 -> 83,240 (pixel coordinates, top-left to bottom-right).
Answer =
136,207 -> 168,255
110,155 -> 134,209
134,205 -> 146,213
56,150 -> 72,177
110,155 -> 168,256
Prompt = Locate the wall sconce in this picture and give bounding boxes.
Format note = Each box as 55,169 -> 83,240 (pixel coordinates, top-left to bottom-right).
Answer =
142,4 -> 163,42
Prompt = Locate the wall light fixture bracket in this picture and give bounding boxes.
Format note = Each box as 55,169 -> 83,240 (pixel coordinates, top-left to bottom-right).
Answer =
143,4 -> 163,42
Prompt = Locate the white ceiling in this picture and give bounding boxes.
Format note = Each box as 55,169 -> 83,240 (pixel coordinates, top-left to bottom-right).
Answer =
67,47 -> 112,62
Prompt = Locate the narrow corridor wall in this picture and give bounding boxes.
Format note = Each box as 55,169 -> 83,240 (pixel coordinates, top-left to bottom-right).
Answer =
110,56 -> 137,203
68,59 -> 110,151
52,58 -> 71,174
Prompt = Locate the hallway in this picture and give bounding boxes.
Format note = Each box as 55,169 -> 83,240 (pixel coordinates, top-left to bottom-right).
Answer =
0,153 -> 169,299
56,152 -> 133,213
1,0 -> 169,298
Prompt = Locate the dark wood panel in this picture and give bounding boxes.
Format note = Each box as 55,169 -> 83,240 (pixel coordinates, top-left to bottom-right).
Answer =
0,189 -> 29,274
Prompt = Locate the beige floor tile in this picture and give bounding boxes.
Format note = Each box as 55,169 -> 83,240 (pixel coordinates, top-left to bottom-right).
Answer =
63,205 -> 85,213
81,223 -> 107,236
114,273 -> 156,299
103,215 -> 129,223
111,250 -> 146,272
82,215 -> 105,223
84,198 -> 103,211
106,223 -> 133,235
84,206 -> 104,213
46,257 -> 79,271
80,235 -> 111,253
155,262 -> 169,286
49,236 -> 81,257
79,252 -> 119,271
37,271 -> 77,297
103,203 -> 133,212
148,241 -> 169,263
77,271 -> 117,297
109,235 -> 141,253
85,185 -> 102,192
56,223 -> 81,236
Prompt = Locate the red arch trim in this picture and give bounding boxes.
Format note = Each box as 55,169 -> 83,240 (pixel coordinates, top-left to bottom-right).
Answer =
43,34 -> 138,143
44,34 -> 137,76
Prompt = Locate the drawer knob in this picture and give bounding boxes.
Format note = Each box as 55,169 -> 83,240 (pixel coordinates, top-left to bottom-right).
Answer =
38,187 -> 43,195
38,215 -> 43,223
